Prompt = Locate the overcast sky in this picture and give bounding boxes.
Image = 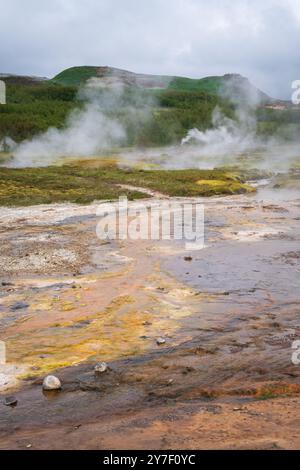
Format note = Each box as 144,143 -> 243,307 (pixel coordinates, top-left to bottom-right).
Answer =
1,0 -> 299,98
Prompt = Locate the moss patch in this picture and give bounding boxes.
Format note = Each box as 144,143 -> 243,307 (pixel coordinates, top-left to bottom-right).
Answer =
254,383 -> 300,400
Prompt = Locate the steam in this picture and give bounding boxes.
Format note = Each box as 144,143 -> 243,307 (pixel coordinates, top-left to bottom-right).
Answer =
14,105 -> 125,167
181,106 -> 258,155
2,73 -> 300,172
0,137 -> 17,153
7,78 -> 155,167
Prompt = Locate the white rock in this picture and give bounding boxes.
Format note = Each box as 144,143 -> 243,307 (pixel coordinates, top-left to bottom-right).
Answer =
156,337 -> 166,345
42,375 -> 61,391
94,362 -> 108,374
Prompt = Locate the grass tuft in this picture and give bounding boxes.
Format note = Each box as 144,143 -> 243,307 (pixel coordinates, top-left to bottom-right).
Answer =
0,163 -> 255,206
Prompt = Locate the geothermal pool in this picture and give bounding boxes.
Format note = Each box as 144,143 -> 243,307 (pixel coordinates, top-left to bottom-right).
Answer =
0,172 -> 300,449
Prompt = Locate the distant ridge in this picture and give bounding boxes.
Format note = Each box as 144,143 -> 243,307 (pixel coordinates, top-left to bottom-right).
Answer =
52,66 -> 272,103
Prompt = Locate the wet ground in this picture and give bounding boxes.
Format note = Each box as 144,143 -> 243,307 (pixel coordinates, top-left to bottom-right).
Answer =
0,177 -> 300,449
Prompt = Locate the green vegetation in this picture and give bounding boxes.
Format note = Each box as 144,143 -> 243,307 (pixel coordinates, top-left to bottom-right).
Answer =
124,89 -> 234,146
51,67 -> 267,101
52,66 -> 102,86
0,78 -> 234,145
52,66 -> 227,92
0,163 -> 255,206
256,107 -> 300,137
254,383 -> 300,400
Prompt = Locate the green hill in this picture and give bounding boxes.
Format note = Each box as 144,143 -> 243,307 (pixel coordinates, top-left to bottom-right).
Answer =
52,66 -> 271,103
3,66 -> 297,149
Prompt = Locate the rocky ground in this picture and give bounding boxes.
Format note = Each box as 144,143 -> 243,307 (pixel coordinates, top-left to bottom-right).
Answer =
0,181 -> 300,449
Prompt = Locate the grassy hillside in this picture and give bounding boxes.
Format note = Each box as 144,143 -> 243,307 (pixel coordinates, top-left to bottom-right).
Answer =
0,76 -> 234,145
0,81 -> 77,142
52,66 -> 223,91
0,163 -> 254,206
53,67 -> 102,86
0,66 -> 299,151
169,76 -> 222,93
